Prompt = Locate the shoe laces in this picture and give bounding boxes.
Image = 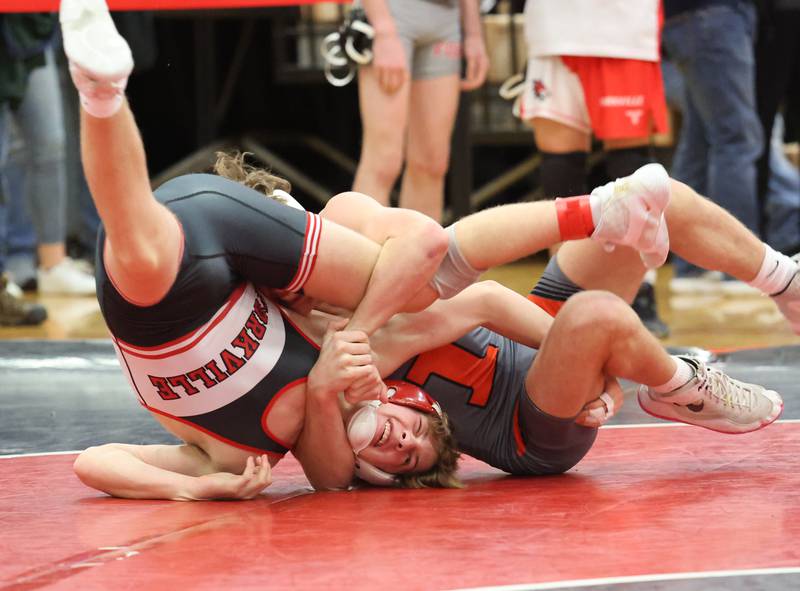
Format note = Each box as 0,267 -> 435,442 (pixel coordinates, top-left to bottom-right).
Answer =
696,363 -> 756,411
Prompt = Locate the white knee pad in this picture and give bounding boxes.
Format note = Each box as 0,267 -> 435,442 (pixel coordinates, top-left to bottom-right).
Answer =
428,225 -> 482,299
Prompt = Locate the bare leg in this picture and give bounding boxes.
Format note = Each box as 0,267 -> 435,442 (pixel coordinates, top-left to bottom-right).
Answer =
80,105 -> 182,305
667,179 -> 764,280
38,243 -> 68,270
352,67 -> 410,205
453,202 -> 563,269
531,118 -> 591,257
526,290 -> 782,434
554,178 -> 767,303
531,118 -> 591,153
527,291 -> 675,418
400,74 -> 461,222
558,240 -> 645,304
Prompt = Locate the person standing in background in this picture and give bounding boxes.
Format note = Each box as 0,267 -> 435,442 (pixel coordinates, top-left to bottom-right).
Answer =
352,0 -> 489,222
0,14 -> 56,325
755,0 -> 800,253
662,0 -> 764,293
0,14 -> 95,297
517,0 -> 670,336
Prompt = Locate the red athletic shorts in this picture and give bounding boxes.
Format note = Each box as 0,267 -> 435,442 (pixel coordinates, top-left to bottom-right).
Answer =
560,55 -> 669,140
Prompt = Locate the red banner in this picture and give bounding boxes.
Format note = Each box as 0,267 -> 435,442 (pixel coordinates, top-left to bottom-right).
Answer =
0,0 -> 340,12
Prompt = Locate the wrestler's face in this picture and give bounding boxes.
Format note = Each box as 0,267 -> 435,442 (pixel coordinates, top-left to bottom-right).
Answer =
357,405 -> 438,475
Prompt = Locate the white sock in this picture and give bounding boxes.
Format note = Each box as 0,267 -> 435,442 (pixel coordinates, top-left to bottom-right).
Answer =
748,244 -> 798,296
79,93 -> 124,119
69,63 -> 127,119
653,356 -> 695,393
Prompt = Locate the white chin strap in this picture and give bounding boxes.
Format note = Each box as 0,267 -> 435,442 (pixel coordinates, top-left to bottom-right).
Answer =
346,401 -> 396,486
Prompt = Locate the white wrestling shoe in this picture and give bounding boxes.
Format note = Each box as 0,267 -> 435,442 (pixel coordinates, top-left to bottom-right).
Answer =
637,356 -> 783,434
590,163 -> 671,269
770,253 -> 800,334
60,0 -> 134,118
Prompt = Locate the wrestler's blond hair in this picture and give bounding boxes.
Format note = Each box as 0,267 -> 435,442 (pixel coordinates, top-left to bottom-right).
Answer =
213,151 -> 292,199
396,410 -> 462,489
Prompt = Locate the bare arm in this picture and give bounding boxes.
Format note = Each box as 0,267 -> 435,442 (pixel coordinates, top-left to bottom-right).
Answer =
293,322 -> 380,490
371,281 -> 554,375
459,0 -> 489,90
73,443 -> 271,501
321,192 -> 448,335
361,0 -> 408,94
361,0 -> 396,36
294,388 -> 354,491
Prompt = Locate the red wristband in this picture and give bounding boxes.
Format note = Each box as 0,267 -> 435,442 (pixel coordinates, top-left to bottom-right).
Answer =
555,196 -> 595,241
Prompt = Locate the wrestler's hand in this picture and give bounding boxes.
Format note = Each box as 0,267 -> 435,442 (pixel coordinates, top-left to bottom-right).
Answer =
308,320 -> 378,398
575,377 -> 624,428
372,31 -> 408,94
345,365 -> 389,404
192,455 -> 272,500
461,34 -> 488,91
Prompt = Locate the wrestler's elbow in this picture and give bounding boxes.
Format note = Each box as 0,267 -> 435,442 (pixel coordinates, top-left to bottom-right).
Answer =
307,472 -> 352,492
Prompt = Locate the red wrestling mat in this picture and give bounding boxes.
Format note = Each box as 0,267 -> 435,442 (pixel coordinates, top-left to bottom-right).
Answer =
1,0 -> 341,12
2,423 -> 799,591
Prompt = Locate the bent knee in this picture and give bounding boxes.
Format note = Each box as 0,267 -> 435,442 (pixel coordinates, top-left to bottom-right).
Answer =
405,150 -> 451,180
360,147 -> 404,187
560,290 -> 638,332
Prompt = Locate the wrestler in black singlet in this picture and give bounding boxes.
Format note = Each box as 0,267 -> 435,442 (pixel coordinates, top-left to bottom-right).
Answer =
96,174 -> 323,456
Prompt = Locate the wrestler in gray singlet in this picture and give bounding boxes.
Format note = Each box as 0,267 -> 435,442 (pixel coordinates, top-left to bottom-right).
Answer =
391,327 -> 597,475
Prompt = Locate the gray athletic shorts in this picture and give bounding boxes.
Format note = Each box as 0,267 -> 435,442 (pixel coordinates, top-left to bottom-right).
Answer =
386,0 -> 461,79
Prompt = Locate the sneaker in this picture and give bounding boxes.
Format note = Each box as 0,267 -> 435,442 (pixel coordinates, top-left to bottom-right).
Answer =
631,281 -> 669,338
770,253 -> 800,333
60,0 -> 134,118
637,356 -> 783,434
670,270 -> 724,295
37,257 -> 96,296
590,163 -> 671,269
6,252 -> 38,292
0,274 -> 47,326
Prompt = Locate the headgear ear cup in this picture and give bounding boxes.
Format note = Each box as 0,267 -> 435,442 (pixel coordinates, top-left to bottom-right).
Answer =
353,457 -> 396,486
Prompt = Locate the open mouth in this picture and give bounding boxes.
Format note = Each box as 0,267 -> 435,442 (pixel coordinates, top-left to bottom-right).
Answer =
373,419 -> 391,448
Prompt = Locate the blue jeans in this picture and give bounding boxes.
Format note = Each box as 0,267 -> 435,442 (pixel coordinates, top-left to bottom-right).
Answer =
0,48 -> 67,259
663,2 -> 764,275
